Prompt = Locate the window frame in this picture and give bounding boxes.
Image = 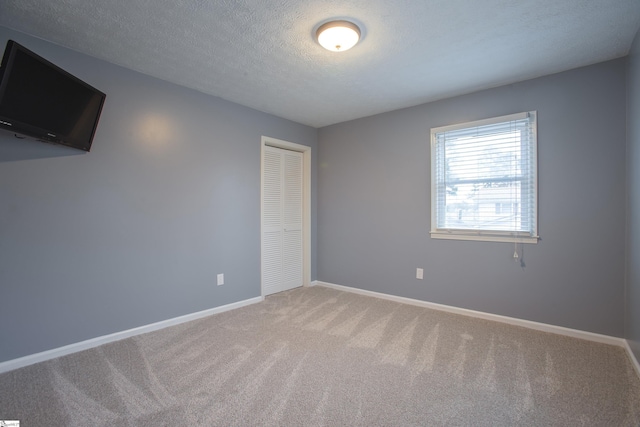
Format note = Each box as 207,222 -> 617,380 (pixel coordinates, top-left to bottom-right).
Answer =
430,111 -> 539,244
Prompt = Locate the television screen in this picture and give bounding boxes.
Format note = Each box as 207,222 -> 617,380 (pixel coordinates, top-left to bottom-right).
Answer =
0,40 -> 106,151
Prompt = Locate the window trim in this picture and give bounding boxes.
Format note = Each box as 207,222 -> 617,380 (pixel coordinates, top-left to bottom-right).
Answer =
430,111 -> 539,244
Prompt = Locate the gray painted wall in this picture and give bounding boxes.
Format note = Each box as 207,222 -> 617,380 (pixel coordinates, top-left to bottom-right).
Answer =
627,29 -> 640,361
318,59 -> 627,337
0,26 -> 317,363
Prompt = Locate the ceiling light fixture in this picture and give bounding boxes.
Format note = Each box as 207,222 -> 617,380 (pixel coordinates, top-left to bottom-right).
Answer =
316,20 -> 361,52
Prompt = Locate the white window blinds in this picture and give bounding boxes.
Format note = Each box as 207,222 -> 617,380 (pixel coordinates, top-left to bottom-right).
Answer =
430,111 -> 538,243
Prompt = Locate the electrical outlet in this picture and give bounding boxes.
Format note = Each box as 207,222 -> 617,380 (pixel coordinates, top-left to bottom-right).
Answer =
416,268 -> 423,280
217,273 -> 224,286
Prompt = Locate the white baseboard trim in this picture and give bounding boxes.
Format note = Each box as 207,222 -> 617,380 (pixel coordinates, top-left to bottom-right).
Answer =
0,295 -> 264,375
624,339 -> 640,379
316,281 -> 625,347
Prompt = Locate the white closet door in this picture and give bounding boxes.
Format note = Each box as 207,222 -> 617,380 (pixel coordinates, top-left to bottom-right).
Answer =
262,146 -> 303,295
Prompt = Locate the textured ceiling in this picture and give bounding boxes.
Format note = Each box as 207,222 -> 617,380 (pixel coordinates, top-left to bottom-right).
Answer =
0,1 -> 639,128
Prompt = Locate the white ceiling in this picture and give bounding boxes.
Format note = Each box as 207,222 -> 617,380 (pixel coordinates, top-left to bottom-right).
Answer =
0,1 -> 639,128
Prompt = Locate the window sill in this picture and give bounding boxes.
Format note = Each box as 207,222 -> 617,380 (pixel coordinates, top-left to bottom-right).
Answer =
430,230 -> 539,244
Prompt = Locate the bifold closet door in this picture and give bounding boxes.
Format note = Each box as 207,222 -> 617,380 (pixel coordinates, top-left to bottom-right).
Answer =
262,146 -> 303,295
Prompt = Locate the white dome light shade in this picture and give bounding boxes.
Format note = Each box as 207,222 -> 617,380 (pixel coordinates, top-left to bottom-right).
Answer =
316,21 -> 361,52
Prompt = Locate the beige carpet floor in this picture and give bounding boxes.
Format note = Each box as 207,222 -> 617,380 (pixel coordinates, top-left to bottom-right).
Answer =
1,285 -> 639,426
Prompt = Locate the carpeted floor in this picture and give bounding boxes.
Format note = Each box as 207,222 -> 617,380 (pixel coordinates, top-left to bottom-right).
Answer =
1,285 -> 639,426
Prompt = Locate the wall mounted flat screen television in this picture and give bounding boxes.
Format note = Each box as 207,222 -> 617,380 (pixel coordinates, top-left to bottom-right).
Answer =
0,40 -> 106,152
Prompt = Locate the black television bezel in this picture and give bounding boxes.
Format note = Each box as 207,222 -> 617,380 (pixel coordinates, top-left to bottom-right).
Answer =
0,40 -> 106,152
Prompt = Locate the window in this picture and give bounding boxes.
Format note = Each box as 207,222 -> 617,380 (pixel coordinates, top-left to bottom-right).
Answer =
430,111 -> 538,243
